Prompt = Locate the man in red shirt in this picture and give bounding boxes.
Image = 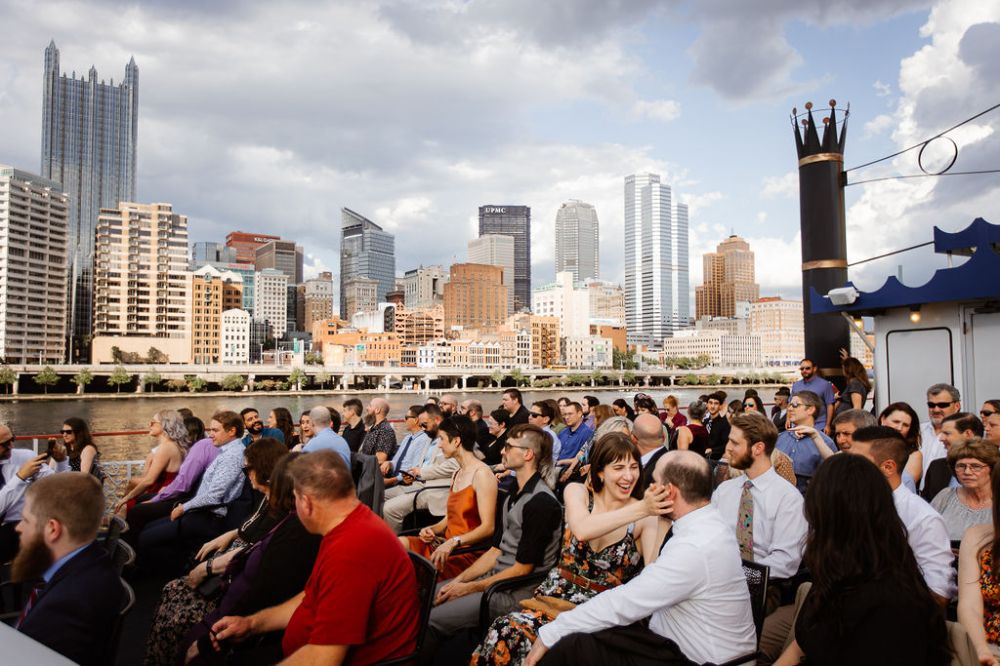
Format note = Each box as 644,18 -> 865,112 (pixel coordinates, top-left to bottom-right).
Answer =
212,450 -> 419,665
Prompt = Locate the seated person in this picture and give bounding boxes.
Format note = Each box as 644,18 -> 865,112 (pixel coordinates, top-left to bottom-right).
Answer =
113,409 -> 188,516
424,424 -> 562,659
143,438 -> 288,666
0,423 -> 69,561
773,455 -> 950,666
523,450 -> 756,666
138,411 -> 249,562
240,408 -> 285,446
931,438 -> 997,540
556,402 -> 594,470
210,451 -> 420,664
775,390 -> 837,492
383,405 -> 430,487
13,473 -> 124,666
473,432 -> 669,665
400,416 -> 497,580
957,463 -> 1000,665
300,406 -> 350,466
181,453 -> 322,665
923,412 -> 985,501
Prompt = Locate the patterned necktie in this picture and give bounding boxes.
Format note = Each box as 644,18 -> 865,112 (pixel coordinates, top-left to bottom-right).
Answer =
15,583 -> 44,628
737,479 -> 754,561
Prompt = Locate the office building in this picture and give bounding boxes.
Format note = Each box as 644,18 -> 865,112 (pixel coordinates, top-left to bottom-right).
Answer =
395,305 -> 445,346
587,280 -> 626,327
661,329 -> 761,367
190,266 -> 243,364
696,235 -> 760,319
220,308 -> 251,364
300,271 -> 335,331
225,231 -> 280,265
748,297 -> 804,366
401,265 -> 448,309
91,202 -> 190,363
255,239 -> 303,284
468,234 -> 515,314
254,268 -> 289,338
42,42 -> 138,359
624,173 -> 689,343
0,165 -> 69,364
532,272 -> 591,338
478,205 -> 531,311
509,313 -> 560,369
340,208 -> 395,317
443,263 -> 508,333
343,277 -> 380,319
190,241 -> 236,269
555,200 -> 599,282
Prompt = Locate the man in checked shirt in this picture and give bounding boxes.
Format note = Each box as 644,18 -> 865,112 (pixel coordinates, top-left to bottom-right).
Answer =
360,398 -> 398,465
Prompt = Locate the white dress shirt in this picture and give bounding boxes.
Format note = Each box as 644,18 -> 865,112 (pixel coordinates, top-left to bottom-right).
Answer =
1,449 -> 69,523
537,504 -> 757,664
892,483 -> 956,599
712,466 -> 807,579
919,421 -> 946,490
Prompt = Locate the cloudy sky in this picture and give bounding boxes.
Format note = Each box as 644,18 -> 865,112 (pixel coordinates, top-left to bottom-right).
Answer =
1,0 -> 998,307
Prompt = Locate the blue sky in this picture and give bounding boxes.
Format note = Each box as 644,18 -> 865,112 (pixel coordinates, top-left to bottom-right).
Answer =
0,0 -> 997,308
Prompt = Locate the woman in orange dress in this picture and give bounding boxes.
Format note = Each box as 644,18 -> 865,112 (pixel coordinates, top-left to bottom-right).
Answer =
400,415 -> 497,580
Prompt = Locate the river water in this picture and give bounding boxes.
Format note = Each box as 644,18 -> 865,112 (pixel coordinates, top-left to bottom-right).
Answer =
0,386 -> 780,461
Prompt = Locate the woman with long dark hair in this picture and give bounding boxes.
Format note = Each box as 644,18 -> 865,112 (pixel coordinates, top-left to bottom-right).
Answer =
268,407 -> 296,448
836,355 -> 872,416
611,399 -> 636,421
880,401 -> 923,489
775,454 -> 949,665
61,416 -> 102,478
958,464 -> 1000,665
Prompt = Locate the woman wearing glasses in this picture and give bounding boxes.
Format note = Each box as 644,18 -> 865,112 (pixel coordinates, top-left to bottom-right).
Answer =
931,439 -> 998,540
61,417 -> 103,480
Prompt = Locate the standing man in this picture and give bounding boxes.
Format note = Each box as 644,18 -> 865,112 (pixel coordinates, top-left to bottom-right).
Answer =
791,359 -> 835,434
383,406 -> 430,487
341,398 -> 367,452
771,387 -> 790,433
633,414 -> 667,491
919,383 -> 962,487
211,451 -> 420,664
556,402 -> 594,469
360,397 -> 397,465
774,391 -> 837,493
712,413 -> 806,582
705,391 -> 732,460
302,406 -> 351,467
830,409 -> 876,454
13,473 -> 124,666
0,424 -> 69,561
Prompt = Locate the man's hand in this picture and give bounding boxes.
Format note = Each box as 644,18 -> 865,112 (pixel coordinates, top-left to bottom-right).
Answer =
170,504 -> 185,521
211,615 -> 254,648
434,579 -> 477,605
524,638 -> 549,666
16,454 -> 47,481
823,424 -> 832,436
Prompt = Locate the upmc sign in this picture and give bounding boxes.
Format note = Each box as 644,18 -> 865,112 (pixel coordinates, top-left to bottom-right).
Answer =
483,207 -> 507,214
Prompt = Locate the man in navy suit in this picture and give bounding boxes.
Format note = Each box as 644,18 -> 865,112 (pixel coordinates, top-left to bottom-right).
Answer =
13,472 -> 123,666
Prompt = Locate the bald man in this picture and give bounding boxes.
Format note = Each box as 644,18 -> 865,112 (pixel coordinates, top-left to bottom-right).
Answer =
633,413 -> 667,490
360,398 -> 397,464
439,394 -> 459,416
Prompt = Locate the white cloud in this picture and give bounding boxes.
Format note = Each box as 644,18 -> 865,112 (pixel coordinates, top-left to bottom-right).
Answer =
863,113 -> 894,138
756,211 -> 768,224
873,79 -> 893,97
631,99 -> 682,123
680,191 -> 723,217
761,172 -> 798,199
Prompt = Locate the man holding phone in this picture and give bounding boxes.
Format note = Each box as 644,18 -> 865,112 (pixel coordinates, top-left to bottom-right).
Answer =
0,424 -> 70,561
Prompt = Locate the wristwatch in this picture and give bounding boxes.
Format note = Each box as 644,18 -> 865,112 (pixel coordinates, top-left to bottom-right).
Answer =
452,536 -> 463,547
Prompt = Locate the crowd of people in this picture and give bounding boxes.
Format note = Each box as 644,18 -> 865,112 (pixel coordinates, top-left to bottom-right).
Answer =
2,360 -> 1000,665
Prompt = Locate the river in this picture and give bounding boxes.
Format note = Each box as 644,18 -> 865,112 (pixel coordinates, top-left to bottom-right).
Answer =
0,386 -> 779,461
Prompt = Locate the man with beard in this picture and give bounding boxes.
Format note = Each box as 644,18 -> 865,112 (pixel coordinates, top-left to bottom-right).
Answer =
711,412 -> 806,582
240,408 -> 284,446
13,472 -> 123,666
0,424 -> 70,561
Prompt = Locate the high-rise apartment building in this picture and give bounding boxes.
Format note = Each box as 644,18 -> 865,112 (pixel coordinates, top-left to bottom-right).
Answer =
190,241 -> 236,269
587,280 -> 626,327
91,202 -> 190,363
42,42 -> 138,359
254,269 -> 289,338
443,263 -> 508,334
0,166 -> 69,364
532,272 -> 591,338
255,239 -> 303,284
510,313 -> 560,369
220,308 -> 251,364
555,200 -> 599,281
401,265 -> 448,309
624,173 -> 689,343
343,277 -> 380,318
225,231 -> 280,265
299,271 -> 335,331
190,265 -> 243,364
478,205 -> 530,311
340,208 -> 395,317
696,235 -> 760,319
748,297 -> 804,366
468,235 -> 515,314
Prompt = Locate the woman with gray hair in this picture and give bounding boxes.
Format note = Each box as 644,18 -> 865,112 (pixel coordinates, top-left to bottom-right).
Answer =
114,409 -> 189,515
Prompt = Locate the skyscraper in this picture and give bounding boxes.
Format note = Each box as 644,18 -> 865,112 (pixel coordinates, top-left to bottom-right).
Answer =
41,41 -> 138,360
478,205 -> 530,311
255,239 -> 303,284
190,241 -> 236,269
443,264 -> 508,333
225,231 -> 280,264
340,208 -> 395,317
555,200 -> 599,281
468,235 -> 515,314
696,235 -> 760,319
624,173 -> 689,344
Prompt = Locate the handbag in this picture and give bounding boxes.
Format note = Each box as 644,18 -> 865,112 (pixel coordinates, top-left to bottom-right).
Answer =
518,595 -> 577,620
196,572 -> 228,601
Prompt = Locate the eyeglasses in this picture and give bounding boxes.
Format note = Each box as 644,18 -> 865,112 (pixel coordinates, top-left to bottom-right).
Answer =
743,402 -> 755,408
789,401 -> 803,409
982,410 -> 997,418
927,401 -> 954,409
60,429 -> 74,434
502,442 -> 531,451
799,366 -> 812,371
955,463 -> 989,473
0,437 -> 14,448
405,414 -> 417,420
528,412 -> 543,418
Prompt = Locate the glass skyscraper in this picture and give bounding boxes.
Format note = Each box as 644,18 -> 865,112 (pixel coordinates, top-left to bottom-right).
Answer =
555,199 -> 599,282
41,41 -> 138,360
339,207 -> 395,318
624,173 -> 689,344
478,205 -> 531,312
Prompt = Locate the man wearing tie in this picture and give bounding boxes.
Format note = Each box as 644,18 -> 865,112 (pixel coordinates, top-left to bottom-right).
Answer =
13,472 -> 123,665
382,405 -> 430,487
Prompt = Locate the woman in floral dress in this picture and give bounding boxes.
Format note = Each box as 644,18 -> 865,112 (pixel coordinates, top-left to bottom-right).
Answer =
472,432 -> 671,666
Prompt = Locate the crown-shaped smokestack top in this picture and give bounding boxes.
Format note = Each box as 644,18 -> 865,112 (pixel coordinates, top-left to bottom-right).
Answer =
792,99 -> 849,160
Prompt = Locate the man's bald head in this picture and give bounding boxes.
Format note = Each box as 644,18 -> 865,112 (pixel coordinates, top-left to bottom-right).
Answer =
369,398 -> 390,418
439,394 -> 458,414
656,450 -> 712,505
0,424 -> 14,461
632,414 -> 665,449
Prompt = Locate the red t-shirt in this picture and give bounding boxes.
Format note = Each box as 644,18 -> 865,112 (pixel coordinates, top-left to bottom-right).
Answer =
282,503 -> 420,664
